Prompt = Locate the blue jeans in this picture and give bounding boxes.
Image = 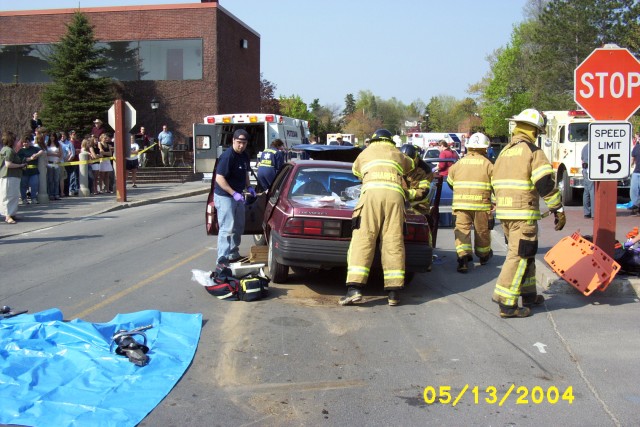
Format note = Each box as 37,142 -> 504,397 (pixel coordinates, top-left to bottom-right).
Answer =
47,164 -> 61,198
582,169 -> 595,216
67,165 -> 79,194
20,174 -> 39,201
632,173 -> 640,208
214,193 -> 245,263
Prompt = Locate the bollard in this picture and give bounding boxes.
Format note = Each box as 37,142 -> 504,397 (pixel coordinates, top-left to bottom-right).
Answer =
79,152 -> 90,197
37,152 -> 49,205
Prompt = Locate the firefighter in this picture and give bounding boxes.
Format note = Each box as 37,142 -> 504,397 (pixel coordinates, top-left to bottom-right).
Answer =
400,143 -> 433,217
446,132 -> 494,273
339,129 -> 415,306
491,109 -> 566,318
256,138 -> 285,191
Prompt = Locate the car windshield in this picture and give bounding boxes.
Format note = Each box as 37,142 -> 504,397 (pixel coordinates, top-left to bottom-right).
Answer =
289,167 -> 361,200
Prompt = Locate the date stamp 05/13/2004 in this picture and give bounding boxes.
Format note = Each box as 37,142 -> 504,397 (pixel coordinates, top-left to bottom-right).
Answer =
423,385 -> 575,407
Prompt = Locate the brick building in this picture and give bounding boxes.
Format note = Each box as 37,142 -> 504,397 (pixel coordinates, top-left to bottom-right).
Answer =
0,0 -> 260,146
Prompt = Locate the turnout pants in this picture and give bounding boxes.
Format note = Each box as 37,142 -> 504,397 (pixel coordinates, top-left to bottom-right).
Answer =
454,210 -> 492,259
346,189 -> 406,290
492,219 -> 538,307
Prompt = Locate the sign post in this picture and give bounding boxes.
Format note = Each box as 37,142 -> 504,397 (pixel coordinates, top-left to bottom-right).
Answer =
575,45 -> 640,255
109,100 -> 137,202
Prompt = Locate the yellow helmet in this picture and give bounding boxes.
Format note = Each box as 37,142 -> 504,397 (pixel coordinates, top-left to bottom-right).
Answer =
510,109 -> 546,133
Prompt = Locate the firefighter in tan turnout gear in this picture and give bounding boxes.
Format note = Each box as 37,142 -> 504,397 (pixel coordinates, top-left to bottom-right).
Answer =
491,109 -> 566,318
339,129 -> 415,307
446,132 -> 494,273
400,144 -> 434,217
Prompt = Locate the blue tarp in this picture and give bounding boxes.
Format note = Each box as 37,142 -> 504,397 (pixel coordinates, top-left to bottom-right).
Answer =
0,309 -> 202,427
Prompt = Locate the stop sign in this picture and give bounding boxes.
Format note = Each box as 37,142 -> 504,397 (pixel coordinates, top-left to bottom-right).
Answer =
574,46 -> 640,121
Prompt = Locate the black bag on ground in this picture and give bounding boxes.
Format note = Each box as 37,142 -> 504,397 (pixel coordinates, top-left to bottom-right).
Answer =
205,263 -> 240,300
614,246 -> 640,274
238,273 -> 270,301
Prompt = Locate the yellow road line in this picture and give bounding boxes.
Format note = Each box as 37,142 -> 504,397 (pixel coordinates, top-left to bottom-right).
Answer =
72,248 -> 209,319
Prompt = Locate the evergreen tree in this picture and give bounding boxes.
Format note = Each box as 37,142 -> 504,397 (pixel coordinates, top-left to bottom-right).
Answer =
41,12 -> 113,134
343,93 -> 356,117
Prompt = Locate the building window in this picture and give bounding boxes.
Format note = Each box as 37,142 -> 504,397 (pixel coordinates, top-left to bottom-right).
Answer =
0,38 -> 203,83
0,44 -> 53,83
137,39 -> 203,81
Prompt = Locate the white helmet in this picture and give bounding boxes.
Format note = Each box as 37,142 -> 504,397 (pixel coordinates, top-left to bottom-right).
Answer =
510,108 -> 546,132
392,135 -> 402,146
466,132 -> 490,149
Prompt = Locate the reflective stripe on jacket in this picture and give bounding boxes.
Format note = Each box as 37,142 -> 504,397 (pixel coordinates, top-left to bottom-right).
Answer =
258,148 -> 277,168
353,141 -> 414,199
447,151 -> 493,211
492,136 -> 560,220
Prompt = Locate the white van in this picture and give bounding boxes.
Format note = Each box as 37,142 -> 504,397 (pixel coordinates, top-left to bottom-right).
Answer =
193,113 -> 310,176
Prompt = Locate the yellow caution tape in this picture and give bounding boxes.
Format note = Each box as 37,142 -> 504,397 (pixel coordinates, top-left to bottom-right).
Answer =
25,143 -> 158,168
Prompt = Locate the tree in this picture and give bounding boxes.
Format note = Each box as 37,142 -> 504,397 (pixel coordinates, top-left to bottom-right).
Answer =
471,0 -> 640,138
343,93 -> 356,117
470,25 -> 531,136
426,95 -> 460,132
308,98 -> 322,138
260,73 -> 280,113
343,110 -> 382,145
41,12 -> 113,134
278,95 -> 312,121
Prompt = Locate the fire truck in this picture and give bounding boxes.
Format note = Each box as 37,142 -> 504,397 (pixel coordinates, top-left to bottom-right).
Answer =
192,113 -> 310,176
537,109 -> 629,205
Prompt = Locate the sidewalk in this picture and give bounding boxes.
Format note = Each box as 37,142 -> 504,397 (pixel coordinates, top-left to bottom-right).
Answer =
0,181 -> 210,240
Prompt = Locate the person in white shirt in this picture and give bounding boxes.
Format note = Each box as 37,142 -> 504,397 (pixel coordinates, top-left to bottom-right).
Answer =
126,134 -> 140,188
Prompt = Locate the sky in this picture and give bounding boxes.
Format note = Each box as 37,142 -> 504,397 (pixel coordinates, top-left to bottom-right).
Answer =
4,0 -> 529,108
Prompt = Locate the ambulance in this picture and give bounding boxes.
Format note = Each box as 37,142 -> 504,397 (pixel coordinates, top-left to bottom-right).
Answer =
536,109 -> 629,205
192,113 -> 310,177
326,133 -> 356,145
406,132 -> 464,151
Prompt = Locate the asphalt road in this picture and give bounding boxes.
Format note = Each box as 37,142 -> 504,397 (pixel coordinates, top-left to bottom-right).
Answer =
1,195 -> 639,426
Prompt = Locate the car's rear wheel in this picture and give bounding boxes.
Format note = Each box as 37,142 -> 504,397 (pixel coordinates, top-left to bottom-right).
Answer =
268,238 -> 289,283
405,272 -> 415,284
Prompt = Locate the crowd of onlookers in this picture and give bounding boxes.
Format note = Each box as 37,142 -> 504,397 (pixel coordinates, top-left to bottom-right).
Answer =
0,112 -> 168,225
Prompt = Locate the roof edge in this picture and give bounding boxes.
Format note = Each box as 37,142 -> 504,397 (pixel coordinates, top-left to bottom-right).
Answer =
0,2 -> 217,17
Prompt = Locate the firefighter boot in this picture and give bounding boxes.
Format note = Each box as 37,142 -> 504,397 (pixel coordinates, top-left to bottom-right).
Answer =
387,290 -> 400,306
339,284 -> 363,306
456,257 -> 468,273
499,303 -> 531,318
522,293 -> 545,307
479,250 -> 494,265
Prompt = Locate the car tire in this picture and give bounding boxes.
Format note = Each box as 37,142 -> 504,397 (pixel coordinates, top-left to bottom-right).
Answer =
268,238 -> 289,283
405,272 -> 415,285
253,234 -> 266,246
559,169 -> 578,206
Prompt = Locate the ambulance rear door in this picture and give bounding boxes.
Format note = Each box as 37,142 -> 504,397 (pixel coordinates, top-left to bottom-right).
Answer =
193,123 -> 221,175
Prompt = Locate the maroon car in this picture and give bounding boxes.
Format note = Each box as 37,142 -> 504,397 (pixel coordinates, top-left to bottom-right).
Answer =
207,147 -> 433,283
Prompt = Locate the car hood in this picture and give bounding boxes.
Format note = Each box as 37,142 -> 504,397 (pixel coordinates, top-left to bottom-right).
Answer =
291,144 -> 362,163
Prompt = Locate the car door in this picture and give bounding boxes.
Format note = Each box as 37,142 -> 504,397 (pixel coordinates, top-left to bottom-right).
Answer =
205,158 -> 268,236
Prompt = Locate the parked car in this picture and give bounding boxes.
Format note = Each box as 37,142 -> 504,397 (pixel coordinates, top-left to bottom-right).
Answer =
206,145 -> 434,283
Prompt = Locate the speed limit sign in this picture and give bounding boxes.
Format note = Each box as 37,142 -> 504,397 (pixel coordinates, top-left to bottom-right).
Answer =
588,122 -> 632,181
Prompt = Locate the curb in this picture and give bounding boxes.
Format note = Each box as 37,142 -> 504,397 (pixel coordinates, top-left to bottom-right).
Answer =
536,259 -> 640,298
